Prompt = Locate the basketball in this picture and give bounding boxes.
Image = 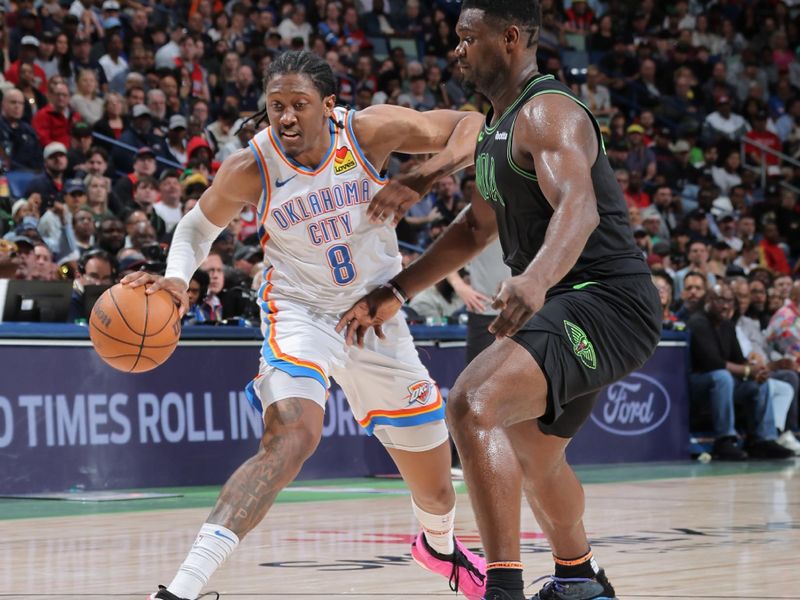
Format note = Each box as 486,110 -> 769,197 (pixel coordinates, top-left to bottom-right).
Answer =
89,283 -> 181,373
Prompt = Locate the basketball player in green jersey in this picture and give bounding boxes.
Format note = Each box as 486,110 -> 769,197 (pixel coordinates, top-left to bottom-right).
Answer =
338,1 -> 662,599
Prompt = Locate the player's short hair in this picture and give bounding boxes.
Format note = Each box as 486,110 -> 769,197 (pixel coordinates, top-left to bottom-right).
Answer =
461,0 -> 542,31
265,50 -> 336,99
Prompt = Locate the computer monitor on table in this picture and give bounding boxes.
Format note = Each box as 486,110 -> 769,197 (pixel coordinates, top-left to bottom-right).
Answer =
0,280 -> 73,323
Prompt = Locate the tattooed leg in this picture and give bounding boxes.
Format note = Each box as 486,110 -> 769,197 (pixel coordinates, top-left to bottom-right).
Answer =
208,397 -> 325,537
158,398 -> 325,599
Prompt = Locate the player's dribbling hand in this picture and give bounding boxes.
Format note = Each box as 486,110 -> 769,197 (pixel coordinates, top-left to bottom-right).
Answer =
336,285 -> 402,347
489,275 -> 545,339
367,178 -> 422,225
120,272 -> 190,317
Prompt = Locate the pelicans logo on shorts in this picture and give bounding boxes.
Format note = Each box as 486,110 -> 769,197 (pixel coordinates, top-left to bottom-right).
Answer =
334,146 -> 357,175
405,380 -> 433,406
564,320 -> 597,370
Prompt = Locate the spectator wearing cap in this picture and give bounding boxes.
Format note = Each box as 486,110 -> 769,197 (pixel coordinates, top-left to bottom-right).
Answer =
70,69 -> 104,125
66,122 -> 95,178
744,110 -> 782,166
161,115 -> 188,165
25,142 -> 69,209
98,32 -> 128,84
4,35 -> 48,94
155,169 -> 183,233
185,136 -> 217,175
686,205 -> 717,244
624,123 -> 657,183
113,105 -> 159,173
758,221 -> 792,276
0,88 -> 43,171
112,146 -> 158,212
703,95 -> 750,143
640,206 -> 666,245
37,176 -> 84,263
32,79 -> 82,147
35,31 -> 59,81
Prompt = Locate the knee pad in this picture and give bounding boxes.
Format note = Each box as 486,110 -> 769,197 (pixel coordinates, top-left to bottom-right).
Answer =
373,420 -> 449,452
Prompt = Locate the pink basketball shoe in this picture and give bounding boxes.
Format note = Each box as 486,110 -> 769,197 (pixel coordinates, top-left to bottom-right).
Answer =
411,531 -> 487,599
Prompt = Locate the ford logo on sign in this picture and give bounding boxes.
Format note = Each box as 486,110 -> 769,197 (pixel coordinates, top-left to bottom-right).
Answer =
590,373 -> 671,436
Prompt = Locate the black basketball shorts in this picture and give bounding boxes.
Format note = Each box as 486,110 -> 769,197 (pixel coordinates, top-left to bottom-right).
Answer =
512,274 -> 661,438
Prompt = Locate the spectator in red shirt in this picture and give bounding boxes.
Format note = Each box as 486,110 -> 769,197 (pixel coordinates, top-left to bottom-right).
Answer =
758,221 -> 791,275
32,79 -> 82,147
745,109 -> 782,166
565,0 -> 595,33
4,36 -> 48,94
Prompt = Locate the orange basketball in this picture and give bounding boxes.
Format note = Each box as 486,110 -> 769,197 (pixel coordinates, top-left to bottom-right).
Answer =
89,283 -> 181,373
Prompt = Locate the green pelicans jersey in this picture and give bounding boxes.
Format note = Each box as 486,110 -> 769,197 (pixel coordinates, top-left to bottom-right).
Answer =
474,74 -> 649,286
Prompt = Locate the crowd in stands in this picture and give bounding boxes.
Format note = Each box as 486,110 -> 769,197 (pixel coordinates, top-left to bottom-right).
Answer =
1,0 -> 799,459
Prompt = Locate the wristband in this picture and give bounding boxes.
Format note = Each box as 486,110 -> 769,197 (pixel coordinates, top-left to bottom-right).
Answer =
388,279 -> 409,303
744,365 -> 751,380
383,281 -> 407,304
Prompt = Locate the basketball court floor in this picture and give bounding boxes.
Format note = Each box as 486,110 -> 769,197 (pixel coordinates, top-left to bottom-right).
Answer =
3,461 -> 799,599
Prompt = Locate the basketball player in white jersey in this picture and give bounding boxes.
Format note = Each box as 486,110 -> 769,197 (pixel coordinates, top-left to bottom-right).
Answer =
123,51 -> 486,600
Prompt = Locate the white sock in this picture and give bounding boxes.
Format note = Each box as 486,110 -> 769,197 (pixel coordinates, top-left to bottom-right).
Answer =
412,497 -> 455,556
167,523 -> 239,599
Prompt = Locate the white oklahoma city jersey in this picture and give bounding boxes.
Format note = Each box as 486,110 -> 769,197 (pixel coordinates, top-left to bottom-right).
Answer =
248,107 -> 400,315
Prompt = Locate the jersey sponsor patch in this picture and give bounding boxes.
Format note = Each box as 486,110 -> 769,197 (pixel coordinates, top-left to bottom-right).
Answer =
334,146 -> 357,175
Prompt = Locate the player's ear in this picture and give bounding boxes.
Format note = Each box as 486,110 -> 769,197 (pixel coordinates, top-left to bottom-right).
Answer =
505,24 -> 521,48
323,94 -> 336,118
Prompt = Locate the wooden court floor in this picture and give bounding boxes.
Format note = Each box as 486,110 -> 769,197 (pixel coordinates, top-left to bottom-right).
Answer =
2,462 -> 799,600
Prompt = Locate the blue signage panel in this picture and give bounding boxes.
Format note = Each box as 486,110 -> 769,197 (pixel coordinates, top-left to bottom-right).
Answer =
0,340 -> 687,494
